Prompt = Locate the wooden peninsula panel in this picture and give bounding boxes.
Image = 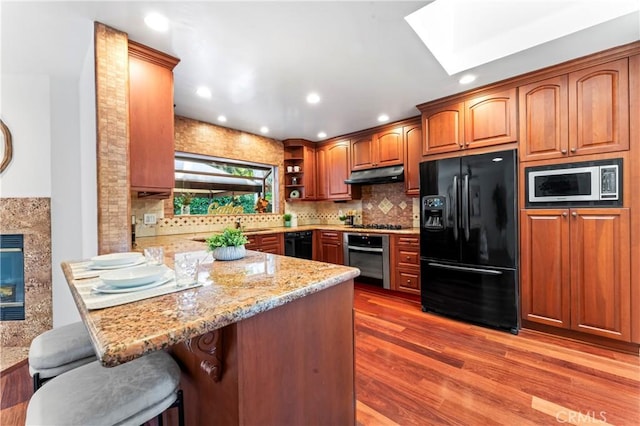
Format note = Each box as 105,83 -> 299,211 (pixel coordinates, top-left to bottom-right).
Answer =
172,281 -> 355,426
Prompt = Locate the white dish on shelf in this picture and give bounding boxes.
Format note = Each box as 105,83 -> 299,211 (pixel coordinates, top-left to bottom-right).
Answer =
100,265 -> 167,288
90,252 -> 143,267
88,257 -> 146,270
93,274 -> 173,294
289,190 -> 300,198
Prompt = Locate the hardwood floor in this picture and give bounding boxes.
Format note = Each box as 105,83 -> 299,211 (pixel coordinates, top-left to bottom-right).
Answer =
2,286 -> 638,425
354,285 -> 639,425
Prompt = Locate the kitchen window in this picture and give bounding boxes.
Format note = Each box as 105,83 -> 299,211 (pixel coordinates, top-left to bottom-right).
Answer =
174,152 -> 277,215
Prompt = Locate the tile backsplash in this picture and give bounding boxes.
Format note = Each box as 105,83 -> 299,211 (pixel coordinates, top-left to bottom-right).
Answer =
133,182 -> 419,237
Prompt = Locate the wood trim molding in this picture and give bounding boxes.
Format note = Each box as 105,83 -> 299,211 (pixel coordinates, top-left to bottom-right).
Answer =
417,41 -> 640,112
128,39 -> 180,70
185,330 -> 224,382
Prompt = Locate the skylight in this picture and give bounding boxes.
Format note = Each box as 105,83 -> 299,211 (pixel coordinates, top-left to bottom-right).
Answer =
405,0 -> 640,75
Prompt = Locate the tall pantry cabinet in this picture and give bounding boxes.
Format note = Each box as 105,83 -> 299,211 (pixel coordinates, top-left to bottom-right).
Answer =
518,49 -> 637,346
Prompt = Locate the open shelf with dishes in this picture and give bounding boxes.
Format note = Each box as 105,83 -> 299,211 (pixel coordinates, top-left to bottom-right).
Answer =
283,139 -> 316,201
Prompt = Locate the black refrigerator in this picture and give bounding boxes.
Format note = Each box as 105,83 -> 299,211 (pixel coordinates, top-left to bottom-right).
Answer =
419,149 -> 518,333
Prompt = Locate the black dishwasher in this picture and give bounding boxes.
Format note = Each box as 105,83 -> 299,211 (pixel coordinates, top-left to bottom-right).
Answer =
284,231 -> 313,259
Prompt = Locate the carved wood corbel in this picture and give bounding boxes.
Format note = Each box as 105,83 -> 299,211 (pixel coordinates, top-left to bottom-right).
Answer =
185,330 -> 223,382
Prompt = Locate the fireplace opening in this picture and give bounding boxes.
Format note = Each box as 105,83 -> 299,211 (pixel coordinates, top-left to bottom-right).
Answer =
0,234 -> 25,321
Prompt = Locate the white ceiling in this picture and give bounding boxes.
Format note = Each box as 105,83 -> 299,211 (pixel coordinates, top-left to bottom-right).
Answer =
2,1 -> 639,141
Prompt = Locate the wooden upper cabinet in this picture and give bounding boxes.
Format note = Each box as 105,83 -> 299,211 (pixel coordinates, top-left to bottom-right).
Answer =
315,145 -> 328,200
403,121 -> 422,196
326,140 -> 359,200
569,58 -> 629,156
303,145 -> 317,200
128,41 -> 180,195
464,87 -> 517,149
519,75 -> 569,162
373,126 -> 403,168
519,58 -> 629,162
570,208 -> 631,341
421,101 -> 465,155
350,134 -> 373,171
351,126 -> 403,171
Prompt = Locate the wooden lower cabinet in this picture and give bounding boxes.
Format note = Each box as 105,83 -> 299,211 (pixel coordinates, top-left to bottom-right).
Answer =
520,208 -> 631,342
316,230 -> 343,264
390,235 -> 420,295
245,233 -> 284,255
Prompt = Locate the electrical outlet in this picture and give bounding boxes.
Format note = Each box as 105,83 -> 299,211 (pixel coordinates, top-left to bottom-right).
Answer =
143,213 -> 157,225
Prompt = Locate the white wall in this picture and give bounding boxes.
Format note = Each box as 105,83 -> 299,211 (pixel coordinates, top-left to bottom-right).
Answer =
50,23 -> 98,327
1,21 -> 98,328
0,75 -> 52,197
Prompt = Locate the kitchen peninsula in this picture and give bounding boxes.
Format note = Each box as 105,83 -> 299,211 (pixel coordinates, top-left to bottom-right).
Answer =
61,242 -> 360,426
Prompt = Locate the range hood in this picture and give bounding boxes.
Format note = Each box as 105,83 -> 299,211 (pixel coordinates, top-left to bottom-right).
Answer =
344,165 -> 404,185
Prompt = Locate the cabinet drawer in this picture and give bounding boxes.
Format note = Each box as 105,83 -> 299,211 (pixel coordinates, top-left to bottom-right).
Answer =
395,235 -> 420,248
394,268 -> 421,295
319,231 -> 341,242
397,249 -> 419,267
245,236 -> 258,248
260,235 -> 281,245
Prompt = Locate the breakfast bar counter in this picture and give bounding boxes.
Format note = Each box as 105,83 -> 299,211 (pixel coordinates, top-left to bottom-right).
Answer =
61,247 -> 360,425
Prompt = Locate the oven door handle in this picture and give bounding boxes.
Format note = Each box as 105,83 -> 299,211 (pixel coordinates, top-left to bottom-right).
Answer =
427,262 -> 503,275
347,246 -> 383,253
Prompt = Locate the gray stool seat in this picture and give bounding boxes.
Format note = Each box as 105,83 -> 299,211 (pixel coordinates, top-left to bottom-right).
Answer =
26,350 -> 182,426
28,321 -> 97,389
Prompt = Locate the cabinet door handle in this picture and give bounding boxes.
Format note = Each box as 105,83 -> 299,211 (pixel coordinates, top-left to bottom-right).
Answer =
562,212 -> 568,217
572,212 -> 577,217
570,147 -> 577,153
406,256 -> 411,260
561,149 -> 567,154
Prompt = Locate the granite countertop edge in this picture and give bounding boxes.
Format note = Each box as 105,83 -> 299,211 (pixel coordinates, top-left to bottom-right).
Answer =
62,256 -> 360,367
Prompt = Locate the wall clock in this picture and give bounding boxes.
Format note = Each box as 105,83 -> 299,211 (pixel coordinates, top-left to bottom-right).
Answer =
0,119 -> 12,173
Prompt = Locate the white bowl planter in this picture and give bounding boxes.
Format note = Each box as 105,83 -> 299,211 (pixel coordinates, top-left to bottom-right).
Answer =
211,245 -> 246,261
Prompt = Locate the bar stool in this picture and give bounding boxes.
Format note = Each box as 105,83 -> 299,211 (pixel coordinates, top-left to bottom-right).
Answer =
28,321 -> 97,391
25,350 -> 185,426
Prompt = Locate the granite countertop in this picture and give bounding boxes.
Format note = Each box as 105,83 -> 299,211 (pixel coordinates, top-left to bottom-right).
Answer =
62,250 -> 360,367
135,224 -> 419,249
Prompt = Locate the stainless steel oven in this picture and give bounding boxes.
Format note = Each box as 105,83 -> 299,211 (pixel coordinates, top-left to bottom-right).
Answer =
343,233 -> 390,289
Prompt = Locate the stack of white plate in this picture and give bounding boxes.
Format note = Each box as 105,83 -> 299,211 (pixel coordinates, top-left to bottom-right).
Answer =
94,265 -> 172,294
89,252 -> 145,270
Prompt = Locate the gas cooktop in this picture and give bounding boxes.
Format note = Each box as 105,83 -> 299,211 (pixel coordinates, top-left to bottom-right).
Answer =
351,224 -> 403,230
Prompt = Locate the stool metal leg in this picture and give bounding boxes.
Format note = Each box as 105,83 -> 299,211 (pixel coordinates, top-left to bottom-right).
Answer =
152,389 -> 183,426
33,373 -> 42,392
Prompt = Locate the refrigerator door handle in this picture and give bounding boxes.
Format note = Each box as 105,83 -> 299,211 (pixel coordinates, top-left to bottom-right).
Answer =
462,174 -> 470,241
427,262 -> 503,275
452,175 -> 459,241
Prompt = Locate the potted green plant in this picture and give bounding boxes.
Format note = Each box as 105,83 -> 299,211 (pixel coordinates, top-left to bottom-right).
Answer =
205,227 -> 249,260
283,213 -> 292,227
179,193 -> 193,215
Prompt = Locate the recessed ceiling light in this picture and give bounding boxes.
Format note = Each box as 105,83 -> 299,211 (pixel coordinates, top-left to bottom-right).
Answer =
260,126 -> 269,134
196,87 -> 212,98
217,115 -> 227,123
306,92 -> 321,104
459,74 -> 476,84
317,131 -> 327,138
144,13 -> 169,32
377,114 -> 389,123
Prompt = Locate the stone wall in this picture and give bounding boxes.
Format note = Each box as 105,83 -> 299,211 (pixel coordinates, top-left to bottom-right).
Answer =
0,198 -> 52,369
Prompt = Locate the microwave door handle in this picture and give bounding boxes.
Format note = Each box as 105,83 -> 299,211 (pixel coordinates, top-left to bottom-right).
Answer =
463,174 -> 470,242
452,175 -> 459,241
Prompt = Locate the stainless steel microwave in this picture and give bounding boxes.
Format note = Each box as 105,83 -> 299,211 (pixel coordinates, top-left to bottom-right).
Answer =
525,159 -> 622,207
